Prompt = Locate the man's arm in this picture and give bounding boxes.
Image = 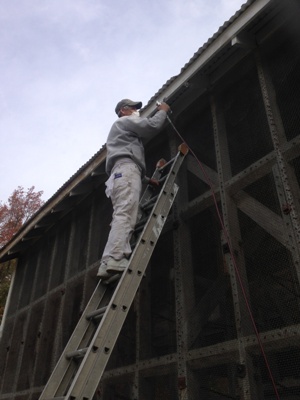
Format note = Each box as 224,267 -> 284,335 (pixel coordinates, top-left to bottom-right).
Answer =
124,102 -> 171,140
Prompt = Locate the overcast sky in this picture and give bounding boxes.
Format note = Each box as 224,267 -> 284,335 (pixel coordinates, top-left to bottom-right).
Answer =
1,0 -> 246,203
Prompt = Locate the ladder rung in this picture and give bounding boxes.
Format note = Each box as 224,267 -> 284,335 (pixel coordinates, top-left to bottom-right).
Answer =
135,217 -> 148,231
130,239 -> 138,249
66,347 -> 88,360
159,174 -> 167,183
143,198 -> 158,212
103,273 -> 121,285
86,306 -> 107,320
134,225 -> 145,235
157,156 -> 176,171
141,195 -> 158,210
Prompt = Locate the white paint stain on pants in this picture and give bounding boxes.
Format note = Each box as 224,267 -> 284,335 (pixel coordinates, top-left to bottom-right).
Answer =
102,160 -> 142,261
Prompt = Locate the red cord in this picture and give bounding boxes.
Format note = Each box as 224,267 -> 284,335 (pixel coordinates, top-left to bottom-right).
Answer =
168,116 -> 281,399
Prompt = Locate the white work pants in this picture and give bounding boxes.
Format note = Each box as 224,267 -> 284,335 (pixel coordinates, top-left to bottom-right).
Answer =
102,160 -> 142,261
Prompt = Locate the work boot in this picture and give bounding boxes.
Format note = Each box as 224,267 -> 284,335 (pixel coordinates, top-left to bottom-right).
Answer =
97,261 -> 111,280
106,257 -> 129,274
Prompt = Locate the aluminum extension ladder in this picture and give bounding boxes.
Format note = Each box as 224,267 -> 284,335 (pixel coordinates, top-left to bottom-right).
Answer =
39,143 -> 188,400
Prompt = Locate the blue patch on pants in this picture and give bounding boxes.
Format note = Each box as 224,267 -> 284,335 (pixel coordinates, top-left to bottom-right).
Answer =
114,173 -> 122,179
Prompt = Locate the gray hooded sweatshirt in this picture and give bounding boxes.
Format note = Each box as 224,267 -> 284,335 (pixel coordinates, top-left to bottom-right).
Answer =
105,110 -> 167,176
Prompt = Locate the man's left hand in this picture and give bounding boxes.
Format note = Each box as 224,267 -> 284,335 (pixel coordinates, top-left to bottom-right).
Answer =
157,102 -> 170,113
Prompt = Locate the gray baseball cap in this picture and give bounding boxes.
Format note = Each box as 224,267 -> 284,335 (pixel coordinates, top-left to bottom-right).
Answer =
115,99 -> 142,115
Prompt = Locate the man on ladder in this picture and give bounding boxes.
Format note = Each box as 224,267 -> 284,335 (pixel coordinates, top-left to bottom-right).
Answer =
97,98 -> 170,280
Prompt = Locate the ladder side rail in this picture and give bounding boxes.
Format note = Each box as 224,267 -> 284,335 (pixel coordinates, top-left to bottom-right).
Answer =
135,160 -> 169,244
137,144 -> 187,225
137,157 -> 170,220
